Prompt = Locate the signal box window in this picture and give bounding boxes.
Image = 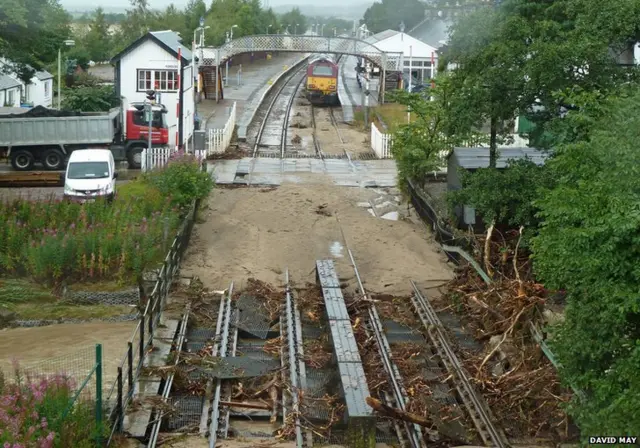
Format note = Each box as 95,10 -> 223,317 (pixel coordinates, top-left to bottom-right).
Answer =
154,70 -> 178,91
312,65 -> 334,77
137,70 -> 152,90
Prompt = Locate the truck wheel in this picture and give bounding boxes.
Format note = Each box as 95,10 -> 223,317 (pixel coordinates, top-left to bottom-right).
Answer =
127,147 -> 143,169
42,149 -> 65,171
11,150 -> 35,171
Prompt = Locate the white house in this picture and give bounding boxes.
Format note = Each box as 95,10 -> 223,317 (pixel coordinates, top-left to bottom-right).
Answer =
111,30 -> 195,148
365,29 -> 439,84
0,59 -> 53,107
0,74 -> 21,107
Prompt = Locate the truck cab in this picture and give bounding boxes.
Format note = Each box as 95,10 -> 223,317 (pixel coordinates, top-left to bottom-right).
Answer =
63,149 -> 117,202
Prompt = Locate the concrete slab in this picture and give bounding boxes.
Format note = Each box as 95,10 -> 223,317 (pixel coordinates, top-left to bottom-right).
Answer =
123,403 -> 154,438
144,319 -> 179,368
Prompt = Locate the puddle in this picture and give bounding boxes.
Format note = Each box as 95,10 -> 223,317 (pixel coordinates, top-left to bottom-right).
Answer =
381,211 -> 399,221
330,241 -> 344,258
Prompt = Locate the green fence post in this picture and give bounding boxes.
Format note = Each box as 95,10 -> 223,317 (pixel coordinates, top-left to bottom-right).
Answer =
95,344 -> 103,446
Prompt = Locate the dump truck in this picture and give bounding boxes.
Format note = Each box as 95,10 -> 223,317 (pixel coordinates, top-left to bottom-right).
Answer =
0,103 -> 169,171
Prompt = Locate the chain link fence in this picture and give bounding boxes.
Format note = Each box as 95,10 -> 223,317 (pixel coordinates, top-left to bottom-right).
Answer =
7,344 -> 105,446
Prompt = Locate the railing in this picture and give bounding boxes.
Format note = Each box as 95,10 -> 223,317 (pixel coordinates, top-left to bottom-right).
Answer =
370,123 -> 532,161
208,101 -> 236,155
105,192 -> 202,446
141,147 -> 173,172
371,122 -> 393,158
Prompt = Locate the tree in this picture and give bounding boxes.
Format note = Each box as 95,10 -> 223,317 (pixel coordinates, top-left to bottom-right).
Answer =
361,0 -> 426,34
444,5 -> 530,168
279,7 -> 307,35
531,88 -> 640,436
84,8 -> 112,62
390,75 -> 482,190
0,0 -> 72,83
61,85 -> 119,112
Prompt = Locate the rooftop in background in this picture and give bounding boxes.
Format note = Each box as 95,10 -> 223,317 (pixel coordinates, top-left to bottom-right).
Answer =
364,29 -> 438,58
0,74 -> 21,91
34,70 -> 54,81
448,147 -> 548,169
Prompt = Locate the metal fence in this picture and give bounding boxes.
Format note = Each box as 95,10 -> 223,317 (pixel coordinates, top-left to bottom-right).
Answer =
104,182 -> 203,445
16,344 -> 105,446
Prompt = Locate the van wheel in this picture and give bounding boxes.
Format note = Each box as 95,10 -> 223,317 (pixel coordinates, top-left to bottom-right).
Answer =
42,149 -> 65,171
127,147 -> 143,169
11,150 -> 35,171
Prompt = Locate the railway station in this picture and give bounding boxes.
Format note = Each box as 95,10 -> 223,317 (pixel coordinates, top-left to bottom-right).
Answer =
0,2 -> 589,446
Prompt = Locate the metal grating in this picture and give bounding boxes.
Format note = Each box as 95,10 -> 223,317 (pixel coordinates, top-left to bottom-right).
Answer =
304,368 -> 334,397
235,340 -> 280,362
166,395 -> 204,430
201,355 -> 279,379
302,399 -> 332,421
185,341 -> 207,353
234,295 -> 274,339
187,327 -> 218,341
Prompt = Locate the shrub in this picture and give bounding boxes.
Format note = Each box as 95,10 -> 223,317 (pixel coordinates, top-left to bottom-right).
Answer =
0,367 -> 102,448
145,153 -> 213,210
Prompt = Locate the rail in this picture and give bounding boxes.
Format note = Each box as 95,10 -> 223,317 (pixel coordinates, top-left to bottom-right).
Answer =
252,65 -> 307,157
281,73 -> 308,158
207,283 -> 234,448
281,269 -> 306,447
409,280 -> 509,448
147,306 -> 191,447
105,198 -> 199,446
347,250 -> 424,448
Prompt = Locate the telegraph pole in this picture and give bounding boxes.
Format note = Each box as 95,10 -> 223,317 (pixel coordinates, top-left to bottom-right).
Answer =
145,90 -> 156,171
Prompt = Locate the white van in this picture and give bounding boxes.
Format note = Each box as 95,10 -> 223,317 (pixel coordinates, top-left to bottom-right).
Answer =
63,149 -> 117,202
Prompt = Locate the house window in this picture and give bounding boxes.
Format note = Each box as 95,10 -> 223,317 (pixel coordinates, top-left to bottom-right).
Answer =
153,70 -> 178,91
44,81 -> 49,97
137,70 -> 152,91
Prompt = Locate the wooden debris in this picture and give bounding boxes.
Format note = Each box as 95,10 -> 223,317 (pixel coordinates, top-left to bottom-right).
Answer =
366,396 -> 431,427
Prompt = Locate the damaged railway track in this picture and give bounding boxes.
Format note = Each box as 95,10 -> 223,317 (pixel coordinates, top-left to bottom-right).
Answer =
343,247 -> 510,447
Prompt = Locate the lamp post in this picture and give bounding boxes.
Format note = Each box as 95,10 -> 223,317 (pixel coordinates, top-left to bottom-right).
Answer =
294,23 -> 299,35
266,24 -> 272,34
57,39 -> 74,109
227,25 -> 237,87
193,17 -> 210,118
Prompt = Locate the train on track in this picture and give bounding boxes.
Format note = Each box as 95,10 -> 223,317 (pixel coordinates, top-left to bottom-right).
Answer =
305,54 -> 340,106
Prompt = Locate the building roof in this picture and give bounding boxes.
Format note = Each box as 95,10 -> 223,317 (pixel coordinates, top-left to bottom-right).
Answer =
448,147 -> 548,169
110,30 -> 193,65
364,29 -> 438,58
409,18 -> 452,49
0,74 -> 21,91
35,70 -> 53,81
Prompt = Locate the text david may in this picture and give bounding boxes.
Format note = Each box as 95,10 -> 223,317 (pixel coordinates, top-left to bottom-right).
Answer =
589,437 -> 637,445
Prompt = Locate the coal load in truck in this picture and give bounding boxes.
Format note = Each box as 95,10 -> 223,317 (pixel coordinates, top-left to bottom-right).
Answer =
0,105 -> 85,118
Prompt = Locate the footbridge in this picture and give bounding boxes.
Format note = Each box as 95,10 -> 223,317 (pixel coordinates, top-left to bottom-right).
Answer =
198,34 -> 404,102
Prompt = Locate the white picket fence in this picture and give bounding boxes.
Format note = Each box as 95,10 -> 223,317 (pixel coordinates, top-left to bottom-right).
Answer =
141,147 -> 206,172
371,123 -> 393,159
369,122 -> 531,160
208,101 -> 237,155
141,147 -> 173,172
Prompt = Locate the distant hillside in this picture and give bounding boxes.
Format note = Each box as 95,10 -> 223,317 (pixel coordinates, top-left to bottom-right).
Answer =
272,3 -> 369,20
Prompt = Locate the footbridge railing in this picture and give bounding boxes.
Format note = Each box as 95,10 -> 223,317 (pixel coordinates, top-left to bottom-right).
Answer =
199,35 -> 403,72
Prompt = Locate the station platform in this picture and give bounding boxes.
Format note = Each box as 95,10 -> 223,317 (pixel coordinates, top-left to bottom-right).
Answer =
338,55 -> 380,124
198,54 -> 307,140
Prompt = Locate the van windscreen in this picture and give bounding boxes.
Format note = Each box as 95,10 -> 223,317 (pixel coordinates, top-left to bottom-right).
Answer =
67,162 -> 110,179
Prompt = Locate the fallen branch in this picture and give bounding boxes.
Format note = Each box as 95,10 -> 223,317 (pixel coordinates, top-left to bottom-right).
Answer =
513,226 -> 525,296
484,221 -> 495,278
220,400 -> 271,410
477,304 -> 531,373
365,396 -> 430,427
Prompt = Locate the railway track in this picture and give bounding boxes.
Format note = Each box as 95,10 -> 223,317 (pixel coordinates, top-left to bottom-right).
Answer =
344,243 -> 508,447
252,66 -> 307,158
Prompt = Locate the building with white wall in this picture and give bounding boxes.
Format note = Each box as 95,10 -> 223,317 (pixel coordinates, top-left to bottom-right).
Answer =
0,59 -> 53,107
0,74 -> 21,107
365,29 -> 438,84
111,30 -> 195,148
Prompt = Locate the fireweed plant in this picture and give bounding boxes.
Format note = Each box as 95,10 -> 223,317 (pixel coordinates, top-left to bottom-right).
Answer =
0,365 -> 100,448
0,155 -> 212,285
